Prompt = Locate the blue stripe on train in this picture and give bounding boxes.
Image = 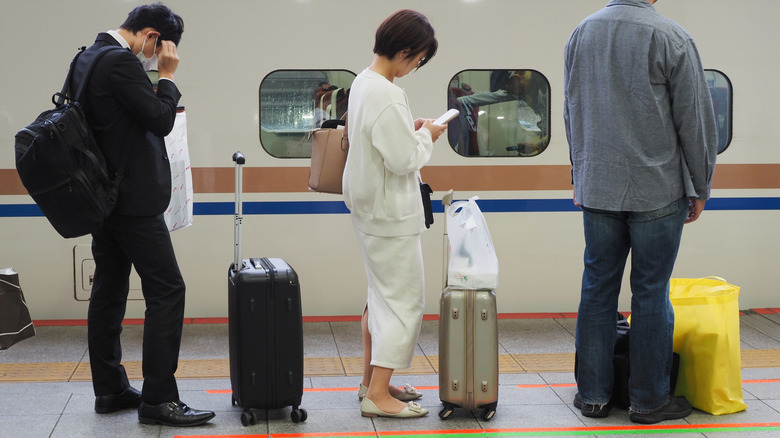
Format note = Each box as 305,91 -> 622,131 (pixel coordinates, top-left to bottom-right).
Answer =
2,197 -> 779,217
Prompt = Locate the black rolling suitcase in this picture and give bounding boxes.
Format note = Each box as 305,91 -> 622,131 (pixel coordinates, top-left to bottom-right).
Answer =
227,151 -> 307,426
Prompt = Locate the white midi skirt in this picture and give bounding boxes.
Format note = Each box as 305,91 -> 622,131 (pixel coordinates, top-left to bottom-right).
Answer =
354,228 -> 425,370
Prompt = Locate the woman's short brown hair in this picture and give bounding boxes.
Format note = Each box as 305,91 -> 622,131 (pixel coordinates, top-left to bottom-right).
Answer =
373,9 -> 437,69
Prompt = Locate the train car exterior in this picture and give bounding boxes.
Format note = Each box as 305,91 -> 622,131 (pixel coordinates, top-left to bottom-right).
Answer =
0,0 -> 777,320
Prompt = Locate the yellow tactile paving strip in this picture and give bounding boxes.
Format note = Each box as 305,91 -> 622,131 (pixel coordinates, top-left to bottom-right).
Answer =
342,356 -> 436,376
513,353 -> 576,373
3,349 -> 780,383
740,349 -> 780,368
0,362 -> 80,382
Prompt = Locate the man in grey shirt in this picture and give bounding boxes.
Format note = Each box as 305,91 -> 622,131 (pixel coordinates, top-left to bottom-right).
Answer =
564,0 -> 717,424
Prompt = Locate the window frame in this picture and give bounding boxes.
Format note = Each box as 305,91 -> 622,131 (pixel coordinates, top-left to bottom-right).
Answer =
258,69 -> 356,159
445,68 -> 552,158
704,69 -> 733,154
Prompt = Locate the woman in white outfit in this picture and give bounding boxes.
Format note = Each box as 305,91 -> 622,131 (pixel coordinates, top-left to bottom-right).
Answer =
342,9 -> 447,419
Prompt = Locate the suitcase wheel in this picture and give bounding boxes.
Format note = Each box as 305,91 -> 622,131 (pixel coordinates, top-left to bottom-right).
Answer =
481,407 -> 496,421
240,410 -> 258,427
480,402 -> 498,422
438,403 -> 456,420
291,407 -> 308,423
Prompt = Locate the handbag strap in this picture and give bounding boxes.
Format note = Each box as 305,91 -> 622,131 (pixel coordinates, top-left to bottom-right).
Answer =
340,111 -> 349,151
677,276 -> 730,297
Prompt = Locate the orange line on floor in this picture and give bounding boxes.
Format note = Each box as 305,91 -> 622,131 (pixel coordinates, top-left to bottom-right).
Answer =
517,383 -> 577,388
173,423 -> 780,438
481,422 -> 780,433
273,433 -> 377,438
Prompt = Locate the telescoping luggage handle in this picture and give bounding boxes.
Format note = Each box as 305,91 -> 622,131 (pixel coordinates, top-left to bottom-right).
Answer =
232,151 -> 245,271
441,189 -> 454,290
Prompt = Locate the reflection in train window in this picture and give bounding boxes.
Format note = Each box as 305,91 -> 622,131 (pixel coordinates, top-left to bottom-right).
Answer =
259,70 -> 355,158
447,70 -> 550,157
705,70 -> 733,154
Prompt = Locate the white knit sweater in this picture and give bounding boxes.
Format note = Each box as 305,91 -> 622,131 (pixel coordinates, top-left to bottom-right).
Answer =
342,69 -> 434,237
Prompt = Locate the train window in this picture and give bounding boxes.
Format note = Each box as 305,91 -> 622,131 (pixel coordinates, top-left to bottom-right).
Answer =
705,70 -> 733,154
447,70 -> 550,157
259,70 -> 356,158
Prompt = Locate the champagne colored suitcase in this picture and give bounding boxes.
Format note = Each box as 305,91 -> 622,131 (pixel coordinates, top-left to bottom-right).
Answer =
438,288 -> 499,420
438,190 -> 499,421
228,151 -> 307,426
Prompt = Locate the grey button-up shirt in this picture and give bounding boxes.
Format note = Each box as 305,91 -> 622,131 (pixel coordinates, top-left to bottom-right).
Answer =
564,0 -> 717,211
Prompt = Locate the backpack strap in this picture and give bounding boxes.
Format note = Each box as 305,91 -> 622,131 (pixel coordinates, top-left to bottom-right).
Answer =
53,47 -> 84,107
110,132 -> 132,205
54,45 -> 122,107
72,46 -> 124,103
56,45 -> 132,204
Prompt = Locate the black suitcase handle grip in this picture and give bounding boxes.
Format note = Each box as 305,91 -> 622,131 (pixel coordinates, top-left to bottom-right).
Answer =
233,151 -> 245,165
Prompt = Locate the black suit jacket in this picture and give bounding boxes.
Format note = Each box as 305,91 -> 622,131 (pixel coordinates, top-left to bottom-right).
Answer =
70,33 -> 181,216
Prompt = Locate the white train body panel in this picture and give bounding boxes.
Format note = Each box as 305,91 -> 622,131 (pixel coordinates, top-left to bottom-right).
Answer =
0,1 -> 777,319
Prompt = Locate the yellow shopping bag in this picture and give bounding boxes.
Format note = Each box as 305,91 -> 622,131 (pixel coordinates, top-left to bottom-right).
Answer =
670,277 -> 747,415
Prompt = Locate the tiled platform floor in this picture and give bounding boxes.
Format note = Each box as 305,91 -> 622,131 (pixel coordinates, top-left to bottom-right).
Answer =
2,313 -> 780,437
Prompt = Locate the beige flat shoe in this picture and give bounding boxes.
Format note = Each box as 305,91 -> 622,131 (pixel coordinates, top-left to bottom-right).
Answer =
358,383 -> 422,401
360,397 -> 429,418
393,384 -> 423,402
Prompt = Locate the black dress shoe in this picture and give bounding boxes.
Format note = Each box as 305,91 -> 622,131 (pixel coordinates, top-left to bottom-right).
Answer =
573,393 -> 611,418
629,396 -> 692,424
138,400 -> 216,427
95,386 -> 142,414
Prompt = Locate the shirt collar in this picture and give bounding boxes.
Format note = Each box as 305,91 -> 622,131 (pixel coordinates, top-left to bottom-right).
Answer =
106,30 -> 130,49
607,0 -> 655,10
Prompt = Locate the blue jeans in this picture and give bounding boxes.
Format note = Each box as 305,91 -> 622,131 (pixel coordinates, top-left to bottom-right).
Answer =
575,197 -> 688,413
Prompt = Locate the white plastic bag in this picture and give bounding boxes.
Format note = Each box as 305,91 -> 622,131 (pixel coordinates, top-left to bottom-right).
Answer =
446,196 -> 499,290
163,110 -> 193,231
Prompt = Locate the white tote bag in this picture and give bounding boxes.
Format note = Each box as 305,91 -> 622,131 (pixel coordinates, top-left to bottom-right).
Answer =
163,109 -> 193,231
446,196 -> 499,290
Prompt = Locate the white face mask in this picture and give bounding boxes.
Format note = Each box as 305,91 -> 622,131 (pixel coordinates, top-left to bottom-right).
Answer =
136,34 -> 159,71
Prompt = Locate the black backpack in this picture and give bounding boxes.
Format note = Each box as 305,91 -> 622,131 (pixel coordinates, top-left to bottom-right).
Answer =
574,312 -> 680,409
14,45 -> 128,238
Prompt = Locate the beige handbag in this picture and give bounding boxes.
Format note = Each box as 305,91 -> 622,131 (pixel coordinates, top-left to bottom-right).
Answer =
308,115 -> 349,194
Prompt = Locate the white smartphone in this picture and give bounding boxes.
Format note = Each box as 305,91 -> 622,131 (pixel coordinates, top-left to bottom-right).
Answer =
433,108 -> 459,125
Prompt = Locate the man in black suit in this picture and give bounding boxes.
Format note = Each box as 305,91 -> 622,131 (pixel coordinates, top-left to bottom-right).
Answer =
70,3 -> 215,427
